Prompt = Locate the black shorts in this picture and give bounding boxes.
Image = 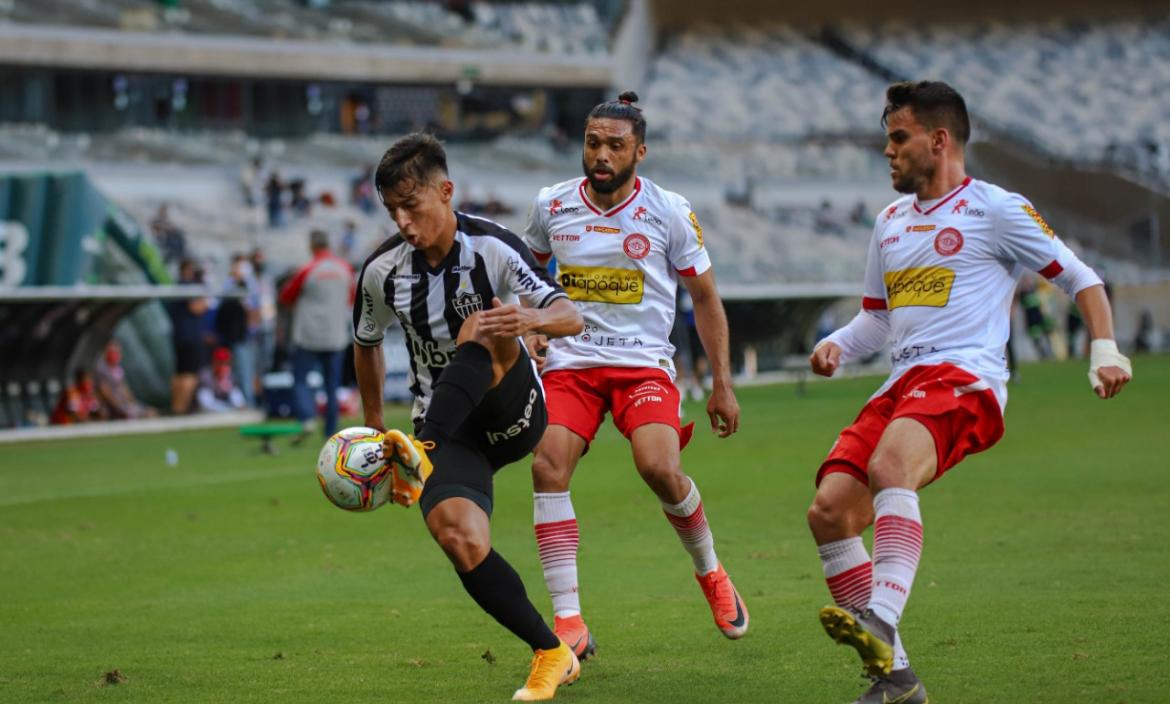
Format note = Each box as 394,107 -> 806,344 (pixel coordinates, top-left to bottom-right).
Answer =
174,342 -> 205,375
417,353 -> 547,519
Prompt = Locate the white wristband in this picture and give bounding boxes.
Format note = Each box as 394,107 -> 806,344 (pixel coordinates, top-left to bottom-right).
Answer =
1088,339 -> 1132,391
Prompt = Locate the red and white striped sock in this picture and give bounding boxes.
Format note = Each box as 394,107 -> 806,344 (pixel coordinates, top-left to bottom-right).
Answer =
533,492 -> 581,618
819,536 -> 910,670
869,488 -> 923,628
662,478 -> 719,575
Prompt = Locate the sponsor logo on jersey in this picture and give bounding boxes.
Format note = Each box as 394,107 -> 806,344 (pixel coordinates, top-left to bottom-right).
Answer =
586,225 -> 621,234
633,206 -> 665,227
552,233 -> 581,242
950,199 -> 985,217
391,272 -> 422,283
361,288 -> 377,334
452,291 -> 483,319
688,211 -> 704,247
549,198 -> 580,216
1022,204 -> 1054,237
951,199 -> 969,215
449,264 -> 474,273
558,265 -> 644,304
507,257 -> 545,295
884,266 -> 955,309
623,233 -> 651,260
883,205 -> 899,222
908,224 -> 936,233
934,227 -> 964,256
880,235 -> 901,249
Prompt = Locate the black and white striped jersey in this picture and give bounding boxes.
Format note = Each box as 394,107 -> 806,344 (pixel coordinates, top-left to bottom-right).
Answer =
353,212 -> 567,421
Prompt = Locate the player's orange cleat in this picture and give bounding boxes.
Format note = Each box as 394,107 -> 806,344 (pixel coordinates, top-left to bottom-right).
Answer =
695,563 -> 749,639
553,614 -> 597,661
381,429 -> 433,507
511,640 -> 580,701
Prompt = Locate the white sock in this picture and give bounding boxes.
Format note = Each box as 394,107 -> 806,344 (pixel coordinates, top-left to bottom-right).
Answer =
868,488 -> 923,628
533,492 -> 581,618
662,478 -> 719,575
819,536 -> 910,670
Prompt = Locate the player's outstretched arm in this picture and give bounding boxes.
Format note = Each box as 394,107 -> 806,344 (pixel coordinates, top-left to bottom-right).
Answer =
1074,285 -> 1132,399
682,270 -> 739,438
479,297 -> 583,339
353,342 -> 387,431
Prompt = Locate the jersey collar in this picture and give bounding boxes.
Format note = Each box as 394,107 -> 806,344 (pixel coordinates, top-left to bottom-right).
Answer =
578,177 -> 642,217
913,176 -> 972,215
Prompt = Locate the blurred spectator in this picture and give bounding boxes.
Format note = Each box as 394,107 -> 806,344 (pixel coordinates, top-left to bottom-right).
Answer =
197,347 -> 248,412
216,254 -> 259,406
168,258 -> 210,414
279,230 -> 355,438
95,340 -> 156,420
250,247 -> 278,375
289,177 -> 311,217
51,369 -> 105,425
265,171 -> 285,228
849,199 -> 871,227
151,204 -> 187,265
1134,309 -> 1155,353
351,164 -> 376,214
240,156 -> 263,207
1018,278 -> 1054,359
338,219 -> 359,263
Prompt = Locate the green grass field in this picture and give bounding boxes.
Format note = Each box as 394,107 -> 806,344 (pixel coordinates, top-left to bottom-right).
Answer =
1,357 -> 1168,703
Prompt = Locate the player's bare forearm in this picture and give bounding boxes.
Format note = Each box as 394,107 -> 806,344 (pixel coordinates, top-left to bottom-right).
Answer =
533,298 -> 583,339
353,342 -> 387,431
1075,284 -> 1115,341
683,270 -> 740,436
480,297 -> 582,339
684,271 -> 732,386
1075,284 -> 1133,398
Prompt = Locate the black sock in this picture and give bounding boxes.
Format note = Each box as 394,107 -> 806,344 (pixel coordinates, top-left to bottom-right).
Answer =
457,549 -> 559,651
420,342 -> 493,441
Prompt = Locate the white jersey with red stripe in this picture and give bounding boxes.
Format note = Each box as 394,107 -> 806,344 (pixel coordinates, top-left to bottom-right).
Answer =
522,176 -> 711,378
825,177 -> 1102,409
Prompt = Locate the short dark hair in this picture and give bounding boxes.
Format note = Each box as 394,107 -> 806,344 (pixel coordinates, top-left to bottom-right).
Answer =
374,132 -> 449,198
587,90 -> 647,143
882,81 -> 970,145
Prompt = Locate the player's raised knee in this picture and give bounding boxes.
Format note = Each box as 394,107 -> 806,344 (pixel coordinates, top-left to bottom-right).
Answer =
433,523 -> 490,571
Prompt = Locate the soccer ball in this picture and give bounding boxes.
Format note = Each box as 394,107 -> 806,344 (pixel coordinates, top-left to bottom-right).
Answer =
316,427 -> 393,512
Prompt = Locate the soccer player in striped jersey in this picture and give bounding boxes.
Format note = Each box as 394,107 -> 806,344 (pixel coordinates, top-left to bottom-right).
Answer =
808,81 -> 1133,703
352,133 -> 586,701
521,92 -> 746,659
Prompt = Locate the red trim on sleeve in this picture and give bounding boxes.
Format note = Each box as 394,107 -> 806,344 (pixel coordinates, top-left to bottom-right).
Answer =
676,266 -> 698,277
862,296 -> 888,310
1038,260 -> 1064,279
532,249 -> 552,264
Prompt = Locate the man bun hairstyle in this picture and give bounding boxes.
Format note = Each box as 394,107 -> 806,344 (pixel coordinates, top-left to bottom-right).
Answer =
587,90 -> 647,143
882,80 -> 971,145
375,132 -> 449,199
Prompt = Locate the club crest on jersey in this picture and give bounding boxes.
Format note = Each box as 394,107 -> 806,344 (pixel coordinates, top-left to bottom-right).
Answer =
934,228 -> 964,256
623,233 -> 651,260
452,292 -> 483,319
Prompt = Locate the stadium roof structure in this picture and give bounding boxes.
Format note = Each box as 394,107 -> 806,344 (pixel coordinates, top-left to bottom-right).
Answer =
0,23 -> 613,87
